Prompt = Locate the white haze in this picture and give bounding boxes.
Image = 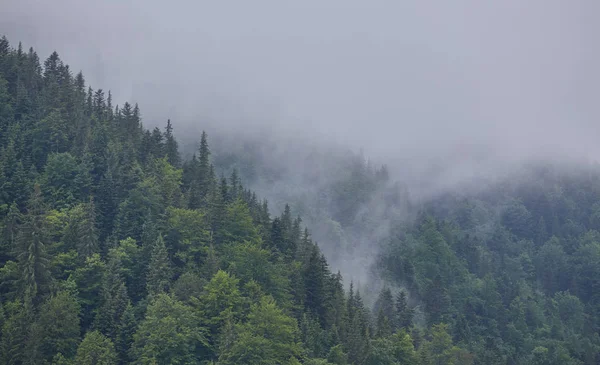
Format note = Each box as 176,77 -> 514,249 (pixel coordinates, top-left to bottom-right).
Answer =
2,0 -> 600,288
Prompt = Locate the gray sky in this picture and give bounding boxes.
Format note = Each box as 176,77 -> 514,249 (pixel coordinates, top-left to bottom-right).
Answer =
2,0 -> 599,168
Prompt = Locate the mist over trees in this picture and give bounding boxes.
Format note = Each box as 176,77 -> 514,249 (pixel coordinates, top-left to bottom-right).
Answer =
2,28 -> 600,365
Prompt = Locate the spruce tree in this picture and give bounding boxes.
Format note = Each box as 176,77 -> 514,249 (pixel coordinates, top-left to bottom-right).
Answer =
15,184 -> 52,304
146,234 -> 173,297
163,119 -> 180,167
115,302 -> 136,365
95,252 -> 129,340
77,197 -> 99,260
395,290 -> 414,330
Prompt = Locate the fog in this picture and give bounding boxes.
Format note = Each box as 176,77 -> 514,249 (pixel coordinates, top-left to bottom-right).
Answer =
3,0 -> 599,160
3,0 -> 600,288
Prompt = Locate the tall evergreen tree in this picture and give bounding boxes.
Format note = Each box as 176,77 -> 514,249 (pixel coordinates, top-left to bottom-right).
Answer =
95,252 -> 129,340
145,234 -> 173,297
395,290 -> 414,330
163,119 -> 180,167
15,183 -> 52,304
77,197 -> 99,259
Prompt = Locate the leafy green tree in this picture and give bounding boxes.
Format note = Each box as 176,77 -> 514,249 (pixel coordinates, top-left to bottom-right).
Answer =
75,331 -> 117,365
37,290 -> 81,361
223,240 -> 291,305
198,270 -> 243,333
131,294 -> 208,364
218,295 -> 303,365
221,200 -> 261,244
147,157 -> 182,209
327,344 -> 348,365
172,270 -> 205,304
420,323 -> 473,365
165,207 -> 210,269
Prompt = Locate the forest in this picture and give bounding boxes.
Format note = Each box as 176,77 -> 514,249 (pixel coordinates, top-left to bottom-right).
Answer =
1,36 -> 600,365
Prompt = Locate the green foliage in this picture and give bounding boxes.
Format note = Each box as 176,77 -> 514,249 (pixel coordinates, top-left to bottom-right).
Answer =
145,234 -> 173,297
16,183 -> 52,304
198,270 -> 243,332
37,290 -> 81,361
75,331 -> 117,365
218,295 -> 303,365
165,207 -> 210,268
131,294 -> 208,364
221,200 -> 261,244
2,36 -> 600,365
115,302 -> 137,364
223,240 -> 291,305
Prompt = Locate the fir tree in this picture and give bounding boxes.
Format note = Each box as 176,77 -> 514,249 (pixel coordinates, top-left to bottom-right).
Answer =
145,234 -> 173,297
15,184 -> 52,304
164,119 -> 180,167
395,290 -> 414,330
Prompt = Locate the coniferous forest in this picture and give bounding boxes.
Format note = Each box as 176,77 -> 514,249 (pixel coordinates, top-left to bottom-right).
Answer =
1,36 -> 600,365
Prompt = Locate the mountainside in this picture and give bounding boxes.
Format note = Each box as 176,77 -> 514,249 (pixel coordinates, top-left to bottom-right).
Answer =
1,36 -> 600,365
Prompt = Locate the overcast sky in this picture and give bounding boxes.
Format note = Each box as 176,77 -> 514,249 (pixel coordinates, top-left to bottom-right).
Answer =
2,0 -> 599,168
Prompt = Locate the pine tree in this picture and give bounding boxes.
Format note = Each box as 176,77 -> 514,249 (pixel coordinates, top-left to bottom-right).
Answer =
395,290 -> 414,330
95,252 -> 129,340
423,275 -> 450,327
194,130 -> 212,206
229,168 -> 240,202
271,217 -> 284,251
2,202 -> 21,263
115,303 -> 136,365
208,177 -> 227,244
73,253 -> 105,331
146,234 -> 173,297
345,287 -> 370,365
1,300 -> 35,364
373,288 -> 395,333
163,119 -> 180,167
303,244 -> 330,326
535,216 -> 548,246
375,308 -> 392,338
96,169 -> 117,243
77,197 -> 99,259
15,184 -> 52,304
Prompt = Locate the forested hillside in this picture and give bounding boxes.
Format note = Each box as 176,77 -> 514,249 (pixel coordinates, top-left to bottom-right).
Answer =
205,127 -> 600,365
0,37 -> 470,364
376,162 -> 600,364
1,36 -> 600,365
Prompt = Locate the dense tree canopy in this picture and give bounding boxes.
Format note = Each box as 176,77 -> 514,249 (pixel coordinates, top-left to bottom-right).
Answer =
1,36 -> 600,364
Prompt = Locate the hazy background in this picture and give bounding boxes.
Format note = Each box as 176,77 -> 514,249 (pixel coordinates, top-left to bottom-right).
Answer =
2,0 -> 599,164
3,0 -> 600,287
